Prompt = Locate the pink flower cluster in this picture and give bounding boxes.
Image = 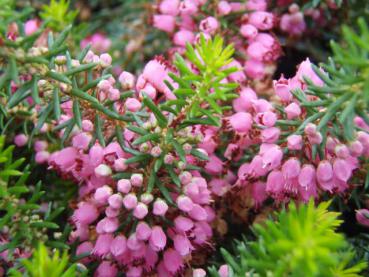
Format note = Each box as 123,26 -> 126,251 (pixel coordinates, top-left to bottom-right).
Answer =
153,0 -> 281,80
27,52 -> 226,276
231,59 -> 369,204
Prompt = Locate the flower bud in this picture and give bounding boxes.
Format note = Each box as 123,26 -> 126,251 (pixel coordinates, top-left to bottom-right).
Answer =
119,71 -> 135,90
356,209 -> 369,227
164,154 -> 175,164
123,193 -> 138,209
176,195 -> 194,212
94,164 -> 112,177
133,202 -> 148,219
108,194 -> 123,209
151,146 -> 162,157
287,135 -> 303,150
141,193 -> 154,204
114,158 -> 128,172
94,186 -> 113,204
131,174 -> 143,187
14,134 -> 28,147
153,198 -> 169,216
99,53 -> 112,67
117,179 -> 131,194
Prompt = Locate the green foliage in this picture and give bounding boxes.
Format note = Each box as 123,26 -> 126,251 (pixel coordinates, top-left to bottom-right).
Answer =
40,0 -> 78,31
0,136 -> 65,261
166,34 -> 238,128
298,18 -> 369,143
209,201 -> 367,277
8,243 -> 87,277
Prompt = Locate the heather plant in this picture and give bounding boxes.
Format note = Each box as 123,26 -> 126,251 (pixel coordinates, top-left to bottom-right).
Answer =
0,136 -> 64,273
8,243 -> 87,276
208,201 -> 367,277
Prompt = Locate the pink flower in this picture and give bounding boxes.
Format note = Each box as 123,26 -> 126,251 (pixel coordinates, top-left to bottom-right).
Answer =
233,87 -> 257,112
81,33 -> 111,54
280,12 -> 306,36
136,222 -> 152,240
100,53 -> 112,68
199,17 -> 219,35
123,193 -> 138,209
94,186 -> 113,204
163,249 -> 184,273
117,179 -> 131,194
72,132 -> 91,150
356,209 -> 369,227
218,264 -> 229,277
175,216 -> 194,232
94,164 -> 112,177
193,268 -> 207,277
205,155 -> 224,174
119,71 -> 135,90
287,135 -> 303,150
149,226 -> 167,251
24,19 -> 39,36
95,261 -> 117,277
177,195 -> 194,212
173,30 -> 195,47
317,160 -> 334,191
108,194 -> 123,209
76,242 -> 93,264
35,151 -> 50,164
261,145 -> 283,170
131,173 -> 144,187
228,112 -> 253,133
285,103 -> 301,119
126,267 -> 143,277
110,235 -> 127,256
218,1 -> 232,15
153,15 -> 176,33
180,0 -> 198,15
72,202 -> 98,225
189,204 -> 207,221
127,233 -> 144,251
114,158 -> 128,172
282,158 -> 301,179
273,76 -> 293,102
14,134 -> 28,147
333,159 -> 352,182
248,11 -> 274,30
97,217 -> 119,233
246,0 -> 267,11
160,0 -> 180,16
240,24 -> 258,39
174,234 -> 193,256
125,98 -> 141,112
296,58 -> 324,87
261,127 -> 280,143
244,59 -> 265,79
93,234 -> 114,257
266,170 -> 284,199
153,198 -> 169,216
133,202 -> 148,219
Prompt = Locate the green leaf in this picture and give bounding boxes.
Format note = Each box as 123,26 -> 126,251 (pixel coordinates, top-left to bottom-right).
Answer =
73,100 -> 82,129
30,221 -> 59,229
132,133 -> 161,146
53,88 -> 61,120
157,182 -> 174,205
142,95 -> 167,128
47,70 -> 72,84
190,149 -> 209,161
